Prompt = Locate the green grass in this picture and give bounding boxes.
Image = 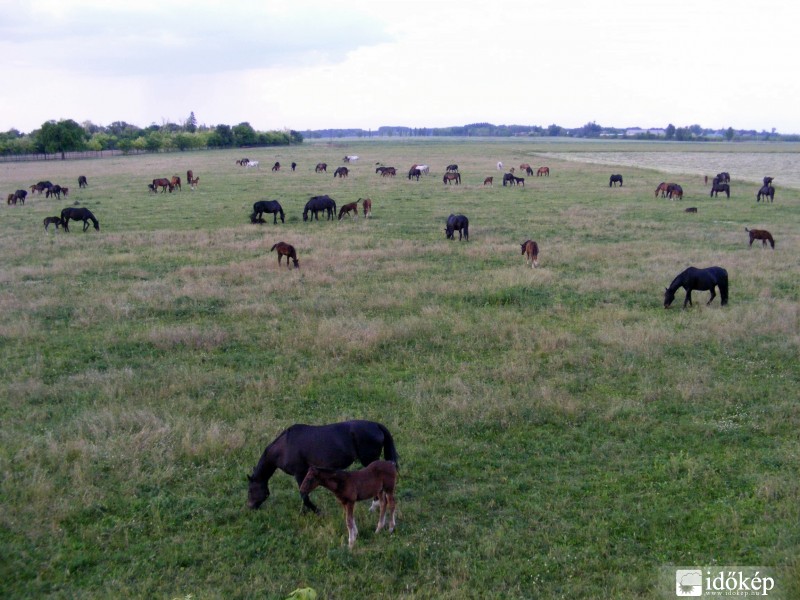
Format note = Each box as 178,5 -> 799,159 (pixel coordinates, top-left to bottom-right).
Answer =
1,140 -> 799,599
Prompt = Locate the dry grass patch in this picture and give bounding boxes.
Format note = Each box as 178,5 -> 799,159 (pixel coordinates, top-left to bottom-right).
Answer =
147,324 -> 230,351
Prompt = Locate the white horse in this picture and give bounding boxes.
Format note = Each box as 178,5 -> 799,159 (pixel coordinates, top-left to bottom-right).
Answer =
245,160 -> 259,168
497,161 -> 503,170
344,155 -> 359,163
416,164 -> 430,175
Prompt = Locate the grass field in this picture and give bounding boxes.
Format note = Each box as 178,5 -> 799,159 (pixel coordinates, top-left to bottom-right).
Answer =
1,140 -> 799,599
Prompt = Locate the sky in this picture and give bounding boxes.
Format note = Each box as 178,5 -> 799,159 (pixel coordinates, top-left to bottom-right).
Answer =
1,0 -> 799,134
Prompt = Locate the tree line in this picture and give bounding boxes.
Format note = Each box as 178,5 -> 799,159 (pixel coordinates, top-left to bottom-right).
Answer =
0,114 -> 303,158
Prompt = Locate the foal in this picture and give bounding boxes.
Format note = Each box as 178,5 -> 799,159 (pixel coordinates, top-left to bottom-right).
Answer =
745,227 -> 775,249
338,199 -> 360,220
270,242 -> 299,269
520,240 -> 539,268
361,198 -> 372,218
300,461 -> 397,549
43,216 -> 64,231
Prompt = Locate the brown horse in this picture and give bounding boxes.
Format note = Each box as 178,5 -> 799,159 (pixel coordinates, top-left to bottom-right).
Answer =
153,178 -> 173,193
443,172 -> 461,185
299,461 -> 397,549
333,166 -> 349,178
315,162 -> 327,173
272,162 -> 281,172
170,176 -> 182,191
271,242 -> 299,268
483,177 -> 493,186
537,166 -> 550,176
519,163 -> 531,171
745,227 -> 774,249
186,170 -> 193,185
78,175 -> 88,188
189,176 -> 200,190
521,240 -> 539,268
338,199 -> 360,220
655,182 -> 669,198
362,197 -> 372,218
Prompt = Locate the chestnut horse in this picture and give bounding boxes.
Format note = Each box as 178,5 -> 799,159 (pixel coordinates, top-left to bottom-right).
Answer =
520,239 -> 539,268
362,197 -> 372,218
270,242 -> 299,269
483,177 -> 493,186
745,227 -> 774,249
300,461 -> 397,549
338,199 -> 360,219
537,166 -> 550,176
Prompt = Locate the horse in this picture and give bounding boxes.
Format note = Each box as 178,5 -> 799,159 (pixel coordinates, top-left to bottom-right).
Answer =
716,172 -> 731,183
247,420 -> 398,513
408,168 -> 421,181
272,162 -> 281,172
300,461 -> 397,549
236,158 -> 250,166
519,163 -> 531,171
745,227 -> 774,249
152,178 -> 173,193
333,166 -> 349,178
445,214 -> 469,241
381,167 -> 396,177
525,166 -> 534,176
685,207 -> 698,213
609,174 -> 623,187
186,170 -> 193,186
416,165 -> 430,175
537,166 -> 550,176
60,187 -> 69,198
513,176 -> 525,186
483,177 -> 493,186
245,160 -> 259,168
710,183 -> 730,198
303,195 -> 336,221
521,239 -> 539,268
8,189 -> 27,205
78,175 -> 88,188
664,266 -> 728,309
502,173 -> 516,186
497,161 -> 503,170
443,172 -> 461,185
189,177 -> 199,190
362,197 -> 372,217
270,241 -> 299,269
338,199 -> 360,220
30,181 -> 53,195
61,207 -> 99,232
446,164 -> 458,172
45,184 -> 63,199
291,162 -> 297,171
343,155 -> 359,163
168,176 -> 181,191
43,216 -> 64,231
315,163 -> 327,173
668,184 -> 683,200
763,176 -> 773,187
757,185 -> 775,202
251,200 -> 285,224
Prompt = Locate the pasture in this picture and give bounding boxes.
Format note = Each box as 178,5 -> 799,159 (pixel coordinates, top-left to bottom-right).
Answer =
1,140 -> 799,599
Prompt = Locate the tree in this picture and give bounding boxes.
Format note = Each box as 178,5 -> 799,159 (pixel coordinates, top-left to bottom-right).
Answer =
185,112 -> 197,133
547,124 -> 563,137
233,122 -> 257,146
665,124 -> 676,140
35,119 -> 88,159
725,127 -> 735,141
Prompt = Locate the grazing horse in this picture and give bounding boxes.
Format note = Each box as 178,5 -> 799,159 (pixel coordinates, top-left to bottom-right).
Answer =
416,165 -> 430,175
186,170 -> 193,186
61,207 -> 99,232
8,189 -> 27,205
338,199 -> 361,219
408,168 -> 421,181
30,181 -> 53,195
445,214 -> 469,241
189,176 -> 199,190
664,266 -> 728,309
300,461 -> 397,549
380,167 -> 396,177
315,163 -> 327,173
537,166 -> 550,176
343,155 -> 359,163
78,175 -> 88,188
483,177 -> 493,186
251,200 -> 285,224
710,183 -> 730,198
525,166 -> 534,176
513,176 -> 525,186
272,162 -> 281,172
521,239 -> 539,268
152,178 -> 173,193
247,420 -> 399,513
502,173 -> 516,186
519,163 -> 531,171
45,184 -> 63,199
446,164 -> 459,172
745,227 -> 774,249
655,182 -> 670,198
43,216 -> 64,231
668,184 -> 683,200
442,172 -> 461,185
170,176 -> 181,191
236,158 -> 250,166
245,160 -> 259,168
757,185 -> 775,202
333,166 -> 349,178
303,195 -> 336,221
362,197 -> 372,218
270,241 -> 299,269
609,174 -> 623,187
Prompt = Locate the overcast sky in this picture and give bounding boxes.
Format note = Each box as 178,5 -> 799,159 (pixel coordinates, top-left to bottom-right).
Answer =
2,0 -> 798,134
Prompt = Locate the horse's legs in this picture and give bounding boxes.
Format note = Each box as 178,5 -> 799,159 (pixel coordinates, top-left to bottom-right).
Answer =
706,288 -> 717,305
683,289 -> 693,308
83,220 -> 90,232
386,492 -> 396,533
345,503 -> 358,548
375,492 -> 387,533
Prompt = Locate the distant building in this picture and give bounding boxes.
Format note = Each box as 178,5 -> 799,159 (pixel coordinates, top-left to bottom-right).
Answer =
625,128 -> 666,137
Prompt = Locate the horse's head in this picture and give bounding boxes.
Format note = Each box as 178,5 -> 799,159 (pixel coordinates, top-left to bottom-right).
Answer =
663,287 -> 676,309
247,473 -> 270,509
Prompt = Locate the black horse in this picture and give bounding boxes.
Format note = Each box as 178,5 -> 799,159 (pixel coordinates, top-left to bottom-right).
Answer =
664,266 -> 728,308
609,174 -> 623,187
303,195 -> 336,221
250,200 -> 285,224
247,420 -> 399,513
445,214 -> 469,241
710,183 -> 730,198
502,173 -> 516,186
61,207 -> 99,232
757,185 -> 775,202
408,168 -> 421,181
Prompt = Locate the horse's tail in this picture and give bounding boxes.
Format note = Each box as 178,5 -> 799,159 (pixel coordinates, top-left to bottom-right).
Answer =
377,423 -> 399,468
745,227 -> 750,232
270,243 -> 278,252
